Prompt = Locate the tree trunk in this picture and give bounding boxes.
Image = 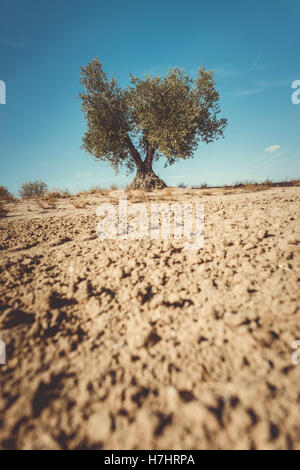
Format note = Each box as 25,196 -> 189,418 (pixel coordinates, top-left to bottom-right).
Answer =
128,164 -> 166,191
126,136 -> 166,191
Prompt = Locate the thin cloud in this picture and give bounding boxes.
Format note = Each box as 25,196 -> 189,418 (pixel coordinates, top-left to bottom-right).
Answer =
0,36 -> 30,48
258,79 -> 292,88
233,88 -> 264,97
212,65 -> 240,77
212,57 -> 265,78
265,145 -> 280,153
244,150 -> 286,171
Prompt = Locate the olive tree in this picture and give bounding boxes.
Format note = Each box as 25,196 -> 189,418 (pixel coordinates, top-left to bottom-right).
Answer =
79,58 -> 227,190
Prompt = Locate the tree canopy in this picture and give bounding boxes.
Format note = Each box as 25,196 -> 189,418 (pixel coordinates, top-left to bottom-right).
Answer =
79,58 -> 227,189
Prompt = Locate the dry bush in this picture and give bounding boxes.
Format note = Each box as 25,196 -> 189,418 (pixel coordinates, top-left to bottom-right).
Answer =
238,181 -> 270,192
225,181 -> 263,193
89,186 -> 109,195
202,190 -> 213,196
259,178 -> 300,188
33,197 -> 57,210
217,178 -> 299,195
191,182 -> 208,189
110,184 -> 118,191
126,190 -> 151,203
228,178 -> 299,193
0,185 -> 15,202
60,189 -> 71,198
243,183 -> 260,192
70,199 -> 88,209
19,181 -> 48,198
76,190 -> 89,197
289,179 -> 300,187
45,190 -> 61,200
34,198 -> 48,210
0,201 -> 8,217
262,177 -> 273,187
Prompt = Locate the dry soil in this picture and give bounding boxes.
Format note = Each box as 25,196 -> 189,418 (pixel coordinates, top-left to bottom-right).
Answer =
0,186 -> 299,449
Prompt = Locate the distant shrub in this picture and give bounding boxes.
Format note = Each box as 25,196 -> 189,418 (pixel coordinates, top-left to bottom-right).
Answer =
178,182 -> 187,188
190,183 -> 207,189
70,199 -> 88,209
262,177 -> 273,186
89,186 -> 101,194
0,185 -> 15,201
89,186 -> 109,195
110,184 -> 118,191
19,181 -> 48,198
45,191 -> 61,200
44,187 -> 63,199
61,189 -> 71,197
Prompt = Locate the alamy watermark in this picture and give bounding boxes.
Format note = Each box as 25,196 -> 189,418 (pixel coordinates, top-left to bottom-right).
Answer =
0,340 -> 6,364
291,80 -> 300,104
0,80 -> 6,104
291,340 -> 300,365
96,196 -> 204,250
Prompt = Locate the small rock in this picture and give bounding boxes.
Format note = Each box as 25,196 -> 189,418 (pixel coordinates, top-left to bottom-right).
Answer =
74,280 -> 91,302
85,297 -> 101,317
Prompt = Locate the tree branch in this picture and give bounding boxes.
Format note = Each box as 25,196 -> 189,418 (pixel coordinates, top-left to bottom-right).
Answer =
126,136 -> 143,170
144,144 -> 155,170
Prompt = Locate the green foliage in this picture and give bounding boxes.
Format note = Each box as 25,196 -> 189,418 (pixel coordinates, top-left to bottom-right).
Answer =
79,59 -> 134,173
79,58 -> 227,176
19,181 -> 48,198
127,67 -> 227,165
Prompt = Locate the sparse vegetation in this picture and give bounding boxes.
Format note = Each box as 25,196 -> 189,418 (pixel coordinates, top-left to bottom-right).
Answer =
190,183 -> 208,189
89,186 -> 108,195
70,199 -> 88,209
0,185 -> 15,202
60,189 -> 71,198
33,194 -> 58,210
19,181 -> 48,199
222,178 -> 300,194
178,182 -> 187,188
45,189 -> 62,200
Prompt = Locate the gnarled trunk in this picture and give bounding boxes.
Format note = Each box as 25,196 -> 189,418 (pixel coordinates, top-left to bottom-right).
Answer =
128,165 -> 166,191
126,136 -> 166,191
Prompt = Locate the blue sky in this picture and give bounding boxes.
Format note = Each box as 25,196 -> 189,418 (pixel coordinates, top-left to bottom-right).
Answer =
0,0 -> 299,194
